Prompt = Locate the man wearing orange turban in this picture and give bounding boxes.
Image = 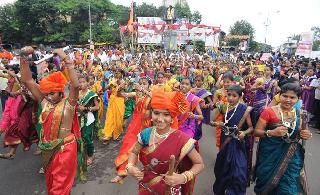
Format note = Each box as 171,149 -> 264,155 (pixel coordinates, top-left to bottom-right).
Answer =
39,72 -> 67,94
0,47 -> 13,60
20,46 -> 84,195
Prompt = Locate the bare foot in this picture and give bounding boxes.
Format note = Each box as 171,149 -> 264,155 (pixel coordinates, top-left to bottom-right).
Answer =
110,175 -> 124,184
39,167 -> 44,174
87,157 -> 94,166
0,153 -> 15,159
33,149 -> 42,156
23,146 -> 30,151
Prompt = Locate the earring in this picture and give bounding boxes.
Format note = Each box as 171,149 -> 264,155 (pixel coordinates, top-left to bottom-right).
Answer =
150,119 -> 153,122
171,120 -> 174,124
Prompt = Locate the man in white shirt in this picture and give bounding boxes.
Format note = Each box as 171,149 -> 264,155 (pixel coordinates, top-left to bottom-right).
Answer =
0,64 -> 8,111
310,78 -> 320,133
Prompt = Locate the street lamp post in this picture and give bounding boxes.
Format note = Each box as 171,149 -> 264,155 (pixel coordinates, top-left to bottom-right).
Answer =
264,13 -> 270,44
261,10 -> 280,44
88,1 -> 94,49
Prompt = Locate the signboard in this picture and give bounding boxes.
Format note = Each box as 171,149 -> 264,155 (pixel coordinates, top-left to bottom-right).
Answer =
260,53 -> 272,61
295,32 -> 314,58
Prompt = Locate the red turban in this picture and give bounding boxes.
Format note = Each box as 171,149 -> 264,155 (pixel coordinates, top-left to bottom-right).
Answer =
151,90 -> 189,118
39,72 -> 68,94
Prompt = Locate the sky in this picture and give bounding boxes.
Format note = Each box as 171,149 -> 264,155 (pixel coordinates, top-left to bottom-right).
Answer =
1,0 -> 320,46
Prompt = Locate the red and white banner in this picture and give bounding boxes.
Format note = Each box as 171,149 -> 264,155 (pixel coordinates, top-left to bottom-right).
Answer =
295,32 -> 314,58
120,17 -> 221,46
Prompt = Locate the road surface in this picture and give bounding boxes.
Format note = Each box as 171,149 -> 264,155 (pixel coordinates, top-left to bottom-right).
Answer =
0,122 -> 319,195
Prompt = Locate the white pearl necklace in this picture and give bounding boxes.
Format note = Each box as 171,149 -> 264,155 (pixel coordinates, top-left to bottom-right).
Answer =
154,128 -> 170,139
224,102 -> 240,125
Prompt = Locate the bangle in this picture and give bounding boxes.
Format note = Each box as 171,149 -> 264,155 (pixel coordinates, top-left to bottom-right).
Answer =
181,173 -> 188,184
183,171 -> 194,182
265,130 -> 272,137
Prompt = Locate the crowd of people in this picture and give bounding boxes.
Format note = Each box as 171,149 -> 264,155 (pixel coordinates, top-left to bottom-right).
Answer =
0,44 -> 316,195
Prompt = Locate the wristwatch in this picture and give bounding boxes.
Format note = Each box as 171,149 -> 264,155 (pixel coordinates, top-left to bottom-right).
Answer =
265,130 -> 272,137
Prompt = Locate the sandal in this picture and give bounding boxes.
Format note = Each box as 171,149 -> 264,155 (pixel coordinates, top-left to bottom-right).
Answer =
110,175 -> 124,184
0,153 -> 15,160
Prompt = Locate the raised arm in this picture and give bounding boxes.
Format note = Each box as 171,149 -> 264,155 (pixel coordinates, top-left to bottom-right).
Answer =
54,49 -> 79,106
20,46 -> 44,102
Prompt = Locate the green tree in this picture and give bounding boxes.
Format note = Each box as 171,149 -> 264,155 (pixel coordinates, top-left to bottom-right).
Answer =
157,5 -> 167,18
249,41 -> 272,52
0,0 -> 128,44
0,4 -> 23,44
194,40 -> 205,53
190,11 -> 202,24
290,34 -> 301,41
311,26 -> 320,51
174,3 -> 192,19
228,20 -> 255,47
311,26 -> 320,40
135,3 -> 158,18
313,40 -> 320,51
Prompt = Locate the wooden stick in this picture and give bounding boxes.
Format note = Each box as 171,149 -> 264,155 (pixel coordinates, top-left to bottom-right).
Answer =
165,155 -> 176,195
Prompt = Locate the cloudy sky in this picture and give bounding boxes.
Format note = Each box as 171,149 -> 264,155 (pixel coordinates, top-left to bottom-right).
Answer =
1,0 -> 319,46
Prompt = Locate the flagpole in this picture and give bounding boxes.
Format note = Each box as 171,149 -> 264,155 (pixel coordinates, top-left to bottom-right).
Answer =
89,1 -> 92,43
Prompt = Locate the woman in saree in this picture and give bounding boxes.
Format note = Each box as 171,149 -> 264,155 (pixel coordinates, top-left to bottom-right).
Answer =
151,72 -> 166,92
88,74 -> 104,121
301,67 -> 317,120
251,67 -> 278,127
193,75 -> 213,124
242,68 -> 256,106
111,77 -> 152,184
20,46 -> 85,194
78,75 -> 100,166
102,69 -> 126,144
211,85 -> 253,195
179,78 -> 204,141
202,66 -> 215,91
212,72 -> 234,149
127,90 -> 204,195
123,79 -> 137,126
0,87 -> 38,159
254,83 -> 312,195
0,65 -> 21,121
192,75 -> 213,140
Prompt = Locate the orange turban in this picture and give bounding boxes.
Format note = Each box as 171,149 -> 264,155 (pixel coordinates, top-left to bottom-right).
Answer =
0,50 -> 13,60
39,72 -> 68,94
151,90 -> 188,118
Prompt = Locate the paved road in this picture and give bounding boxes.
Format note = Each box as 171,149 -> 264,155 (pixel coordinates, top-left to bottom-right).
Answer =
0,122 -> 319,195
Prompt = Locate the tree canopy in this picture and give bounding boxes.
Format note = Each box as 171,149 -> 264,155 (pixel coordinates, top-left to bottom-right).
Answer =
311,26 -> 320,51
227,20 -> 271,52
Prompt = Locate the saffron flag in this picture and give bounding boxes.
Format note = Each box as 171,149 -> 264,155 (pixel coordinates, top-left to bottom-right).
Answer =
127,1 -> 134,33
